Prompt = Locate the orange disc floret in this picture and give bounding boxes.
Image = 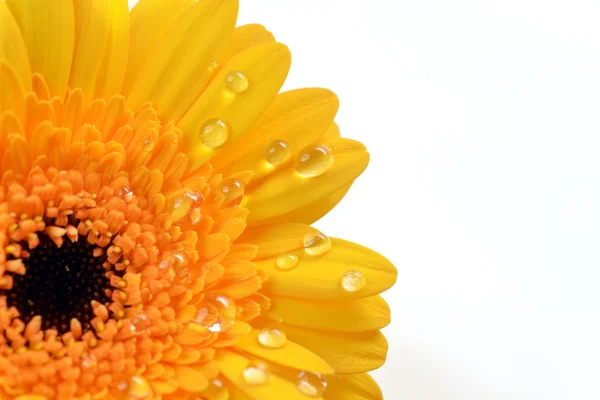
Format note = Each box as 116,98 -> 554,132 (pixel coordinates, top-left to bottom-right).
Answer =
0,75 -> 266,399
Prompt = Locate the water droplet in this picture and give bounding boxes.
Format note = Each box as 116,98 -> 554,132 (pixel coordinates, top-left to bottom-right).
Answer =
296,371 -> 327,397
169,194 -> 194,222
275,254 -> 299,271
130,313 -> 149,334
257,328 -> 287,349
189,208 -> 202,225
303,231 -> 331,256
158,259 -> 170,269
265,140 -> 291,166
242,361 -> 270,386
195,308 -> 209,323
117,381 -> 128,391
200,119 -> 229,148
142,137 -> 156,152
219,179 -> 244,204
275,316 -> 284,324
81,354 -> 97,369
225,70 -> 249,94
129,376 -> 151,399
341,270 -> 366,293
209,60 -> 219,71
173,252 -> 187,267
204,379 -> 228,399
207,319 -> 234,333
118,186 -> 133,203
295,144 -> 334,178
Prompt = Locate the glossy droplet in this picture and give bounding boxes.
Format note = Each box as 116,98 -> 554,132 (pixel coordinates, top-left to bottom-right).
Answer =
81,354 -> 97,369
275,316 -> 284,324
296,371 -> 327,397
303,231 -> 331,256
189,208 -> 202,225
129,376 -> 151,399
209,60 -> 219,71
130,313 -> 149,335
169,195 -> 194,222
295,144 -> 334,178
173,252 -> 187,267
341,270 -> 366,293
257,328 -> 287,349
117,381 -> 128,391
143,137 -> 156,152
242,361 -> 270,386
204,379 -> 228,399
158,259 -> 170,269
265,140 -> 291,166
200,119 -> 229,148
207,319 -> 233,333
219,179 -> 244,204
117,186 -> 133,203
275,254 -> 299,271
225,70 -> 249,94
195,308 -> 209,323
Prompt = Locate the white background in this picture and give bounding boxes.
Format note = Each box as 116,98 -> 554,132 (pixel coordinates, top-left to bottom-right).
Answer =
132,1 -> 600,398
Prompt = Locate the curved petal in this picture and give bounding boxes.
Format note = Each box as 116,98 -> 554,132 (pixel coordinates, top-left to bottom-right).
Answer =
255,237 -> 397,300
211,88 -> 339,181
126,0 -> 239,121
217,349 -> 324,400
263,295 -> 390,333
94,0 -> 130,99
7,0 -> 75,97
69,0 -> 112,100
0,2 -> 31,91
256,320 -> 389,375
244,138 -> 369,225
325,373 -> 383,400
234,330 -> 334,374
239,223 -> 313,260
179,42 -> 291,170
123,0 -> 196,95
256,183 -> 351,226
224,24 -> 275,61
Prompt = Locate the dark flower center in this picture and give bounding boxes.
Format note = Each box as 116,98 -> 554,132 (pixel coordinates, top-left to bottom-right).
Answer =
1,235 -> 112,334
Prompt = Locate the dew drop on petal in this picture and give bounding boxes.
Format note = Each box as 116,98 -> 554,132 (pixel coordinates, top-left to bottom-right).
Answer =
195,307 -> 209,324
303,231 -> 331,256
205,379 -> 227,398
275,316 -> 284,324
158,259 -> 171,270
117,381 -> 128,391
225,70 -> 249,94
173,252 -> 187,267
275,254 -> 299,271
142,136 -> 156,152
242,361 -> 270,386
265,140 -> 291,166
117,186 -> 133,203
130,313 -> 149,335
257,328 -> 287,349
295,144 -> 334,178
200,119 -> 229,148
340,270 -> 366,293
209,60 -> 219,71
189,208 -> 202,225
81,353 -> 97,369
219,179 -> 244,204
129,376 -> 151,399
296,371 -> 327,397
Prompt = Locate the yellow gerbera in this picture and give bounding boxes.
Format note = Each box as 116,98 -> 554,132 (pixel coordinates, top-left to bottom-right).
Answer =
0,0 -> 397,399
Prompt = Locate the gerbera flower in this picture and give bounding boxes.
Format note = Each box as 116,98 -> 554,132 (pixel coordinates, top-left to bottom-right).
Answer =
0,0 -> 397,399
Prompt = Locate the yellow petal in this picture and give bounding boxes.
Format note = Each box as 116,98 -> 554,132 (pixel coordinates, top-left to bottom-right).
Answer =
126,0 -> 238,121
216,349 -> 324,400
94,0 -> 130,99
124,0 -> 196,95
244,138 -> 369,225
325,374 -> 383,400
7,0 -> 75,97
173,365 -> 210,392
256,237 -> 397,300
0,62 -> 25,118
69,0 -> 111,100
211,88 -> 339,181
0,2 -> 31,91
234,330 -> 334,374
258,321 -> 388,375
264,295 -> 390,333
239,223 -> 313,260
257,183 -> 351,226
320,122 -> 341,140
224,24 -> 275,61
179,43 -> 292,170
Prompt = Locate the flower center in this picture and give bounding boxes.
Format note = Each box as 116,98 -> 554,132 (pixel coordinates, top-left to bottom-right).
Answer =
1,234 -> 112,334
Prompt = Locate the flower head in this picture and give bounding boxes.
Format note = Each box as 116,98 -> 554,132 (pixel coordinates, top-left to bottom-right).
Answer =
0,0 -> 396,399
